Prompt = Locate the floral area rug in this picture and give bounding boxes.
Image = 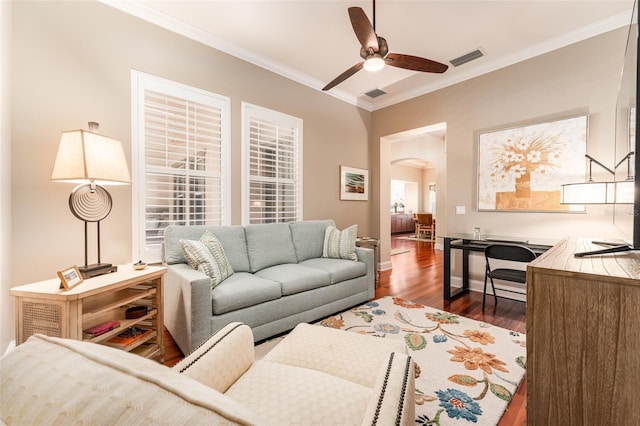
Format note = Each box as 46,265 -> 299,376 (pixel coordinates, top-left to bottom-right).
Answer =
318,296 -> 526,426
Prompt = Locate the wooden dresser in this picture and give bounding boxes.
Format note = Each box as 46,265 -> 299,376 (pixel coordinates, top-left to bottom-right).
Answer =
526,238 -> 640,425
391,213 -> 415,234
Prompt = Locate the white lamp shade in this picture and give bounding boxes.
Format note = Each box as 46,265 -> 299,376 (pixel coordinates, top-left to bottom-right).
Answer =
561,181 -> 637,204
560,182 -> 616,204
51,129 -> 131,185
614,180 -> 635,204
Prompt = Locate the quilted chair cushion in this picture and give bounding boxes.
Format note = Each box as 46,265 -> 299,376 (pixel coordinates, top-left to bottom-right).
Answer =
262,322 -> 406,387
226,360 -> 372,425
173,323 -> 255,394
0,334 -> 258,425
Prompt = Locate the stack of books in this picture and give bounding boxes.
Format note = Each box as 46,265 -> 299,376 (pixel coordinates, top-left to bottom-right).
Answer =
106,326 -> 152,348
83,321 -> 120,338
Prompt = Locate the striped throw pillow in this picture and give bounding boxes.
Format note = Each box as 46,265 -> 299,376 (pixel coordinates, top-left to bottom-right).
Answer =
200,230 -> 234,284
180,232 -> 234,288
322,224 -> 358,261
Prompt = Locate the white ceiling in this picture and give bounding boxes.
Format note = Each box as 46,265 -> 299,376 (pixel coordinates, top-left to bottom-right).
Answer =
103,0 -> 634,111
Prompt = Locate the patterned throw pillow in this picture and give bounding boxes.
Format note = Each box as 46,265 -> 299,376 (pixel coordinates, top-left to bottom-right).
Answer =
200,230 -> 234,284
322,224 -> 358,261
180,231 -> 234,288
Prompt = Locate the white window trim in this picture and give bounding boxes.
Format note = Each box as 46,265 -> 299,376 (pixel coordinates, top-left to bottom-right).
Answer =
131,70 -> 231,262
241,102 -> 303,225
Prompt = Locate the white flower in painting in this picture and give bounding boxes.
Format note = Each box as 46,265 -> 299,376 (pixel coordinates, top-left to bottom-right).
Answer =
515,139 -> 529,150
546,151 -> 561,161
505,151 -> 520,163
510,165 -> 527,178
527,150 -> 542,163
504,152 -> 525,164
534,164 -> 550,174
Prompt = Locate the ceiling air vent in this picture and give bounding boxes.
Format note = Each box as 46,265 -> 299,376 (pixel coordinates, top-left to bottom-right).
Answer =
450,49 -> 484,67
365,88 -> 387,98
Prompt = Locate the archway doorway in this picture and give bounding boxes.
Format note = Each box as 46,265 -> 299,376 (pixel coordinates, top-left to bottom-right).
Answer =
378,123 -> 446,272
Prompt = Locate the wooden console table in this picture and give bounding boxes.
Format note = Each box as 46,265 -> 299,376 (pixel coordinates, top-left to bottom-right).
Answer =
10,265 -> 166,361
526,237 -> 640,425
442,234 -> 554,300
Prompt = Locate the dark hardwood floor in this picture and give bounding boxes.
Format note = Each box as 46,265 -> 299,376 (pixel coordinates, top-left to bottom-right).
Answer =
163,233 -> 526,425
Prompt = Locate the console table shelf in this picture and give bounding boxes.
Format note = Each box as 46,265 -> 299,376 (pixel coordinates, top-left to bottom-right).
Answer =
10,265 -> 166,362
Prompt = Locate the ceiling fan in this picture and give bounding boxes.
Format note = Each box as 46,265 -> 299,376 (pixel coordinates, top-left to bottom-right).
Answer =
322,0 -> 449,91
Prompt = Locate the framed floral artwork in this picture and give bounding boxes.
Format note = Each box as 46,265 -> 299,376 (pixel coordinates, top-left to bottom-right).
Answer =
478,115 -> 588,212
340,165 -> 368,200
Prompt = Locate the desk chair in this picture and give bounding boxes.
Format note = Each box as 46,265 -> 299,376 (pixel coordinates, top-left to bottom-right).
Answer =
483,244 -> 537,311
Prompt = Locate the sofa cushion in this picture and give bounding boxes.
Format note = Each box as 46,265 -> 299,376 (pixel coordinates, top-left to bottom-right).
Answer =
256,264 -> 330,296
323,224 -> 358,261
289,219 -> 335,262
164,225 -> 250,272
299,257 -> 367,284
0,334 -> 258,425
225,360 -> 371,425
245,223 -> 297,272
212,272 -> 282,315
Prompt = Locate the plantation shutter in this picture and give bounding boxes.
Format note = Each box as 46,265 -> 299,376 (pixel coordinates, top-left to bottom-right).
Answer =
242,103 -> 302,224
132,71 -> 230,262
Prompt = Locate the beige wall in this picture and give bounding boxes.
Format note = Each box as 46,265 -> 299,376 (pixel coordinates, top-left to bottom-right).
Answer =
372,27 -> 630,266
1,0 -> 13,354
390,163 -> 422,213
6,0 -> 371,350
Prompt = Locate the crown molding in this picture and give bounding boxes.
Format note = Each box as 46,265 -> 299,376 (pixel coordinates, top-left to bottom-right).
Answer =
100,1 -> 632,112
370,10 -> 633,111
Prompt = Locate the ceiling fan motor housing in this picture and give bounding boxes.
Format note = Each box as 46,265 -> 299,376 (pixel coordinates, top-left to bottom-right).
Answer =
361,36 -> 389,60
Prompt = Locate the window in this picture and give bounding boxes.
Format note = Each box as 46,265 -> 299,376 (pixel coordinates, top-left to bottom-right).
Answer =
242,103 -> 302,224
132,71 -> 230,262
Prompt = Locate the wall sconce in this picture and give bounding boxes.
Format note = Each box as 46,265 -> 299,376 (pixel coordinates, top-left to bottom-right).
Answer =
51,122 -> 131,278
561,153 -> 635,205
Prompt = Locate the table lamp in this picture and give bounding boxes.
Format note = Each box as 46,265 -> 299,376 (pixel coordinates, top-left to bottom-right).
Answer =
51,122 -> 131,278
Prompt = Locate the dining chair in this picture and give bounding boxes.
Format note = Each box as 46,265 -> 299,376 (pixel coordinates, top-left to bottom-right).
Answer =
416,213 -> 434,240
483,243 -> 537,311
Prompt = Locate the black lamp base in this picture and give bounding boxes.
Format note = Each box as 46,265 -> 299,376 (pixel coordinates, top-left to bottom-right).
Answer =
79,263 -> 118,279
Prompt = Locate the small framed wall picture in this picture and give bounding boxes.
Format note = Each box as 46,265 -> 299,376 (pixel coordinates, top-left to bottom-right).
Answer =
57,265 -> 84,291
340,165 -> 368,201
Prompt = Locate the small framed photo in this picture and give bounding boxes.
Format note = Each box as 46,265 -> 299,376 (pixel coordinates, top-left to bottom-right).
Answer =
57,265 -> 83,291
340,165 -> 368,201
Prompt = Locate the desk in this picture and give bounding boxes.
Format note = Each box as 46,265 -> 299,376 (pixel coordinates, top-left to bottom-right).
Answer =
442,234 -> 554,301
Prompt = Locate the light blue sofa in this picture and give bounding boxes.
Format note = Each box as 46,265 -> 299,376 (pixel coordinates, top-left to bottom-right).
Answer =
162,220 -> 375,354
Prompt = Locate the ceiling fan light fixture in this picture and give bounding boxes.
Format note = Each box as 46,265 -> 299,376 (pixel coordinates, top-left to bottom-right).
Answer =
363,54 -> 385,72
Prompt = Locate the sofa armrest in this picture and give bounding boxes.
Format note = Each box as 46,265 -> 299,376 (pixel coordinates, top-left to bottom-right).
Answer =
355,246 -> 375,298
361,352 -> 416,426
164,263 -> 213,355
172,322 -> 255,394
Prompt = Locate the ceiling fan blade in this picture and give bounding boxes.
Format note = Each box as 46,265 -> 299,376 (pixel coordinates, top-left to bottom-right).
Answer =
322,62 -> 364,91
348,7 -> 379,52
385,53 -> 448,73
